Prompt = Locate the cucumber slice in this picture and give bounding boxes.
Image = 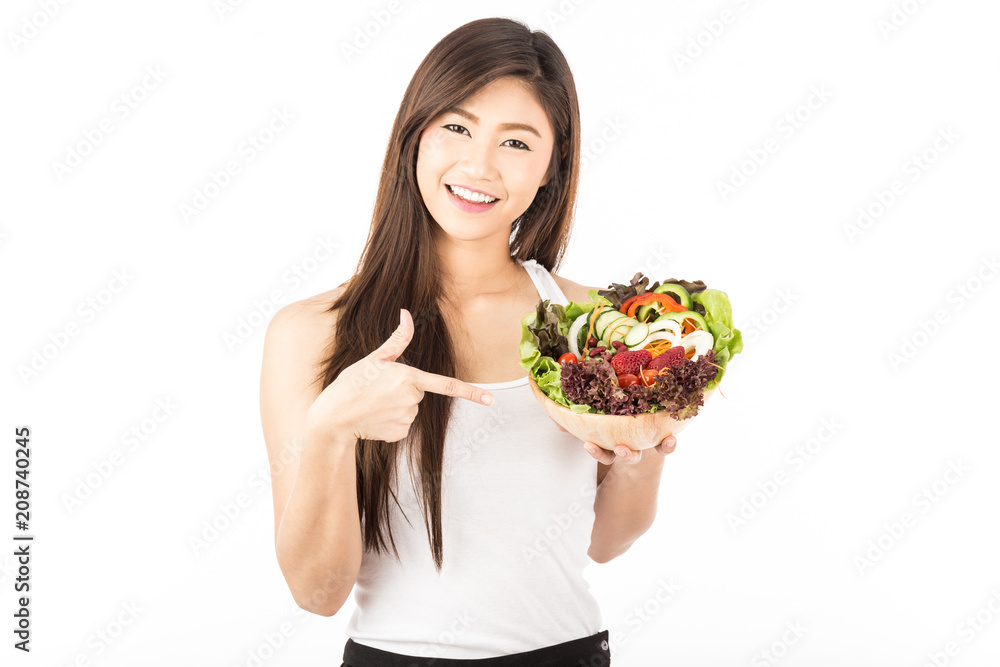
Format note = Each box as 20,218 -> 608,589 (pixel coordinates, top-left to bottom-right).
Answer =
608,328 -> 627,345
594,310 -> 625,339
626,330 -> 677,351
623,322 -> 649,347
601,316 -> 634,347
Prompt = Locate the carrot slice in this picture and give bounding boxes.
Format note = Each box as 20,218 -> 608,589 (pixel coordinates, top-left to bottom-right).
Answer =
584,303 -> 604,355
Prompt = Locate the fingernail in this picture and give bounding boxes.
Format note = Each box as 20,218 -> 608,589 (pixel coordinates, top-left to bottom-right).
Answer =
481,393 -> 493,405
615,447 -> 626,458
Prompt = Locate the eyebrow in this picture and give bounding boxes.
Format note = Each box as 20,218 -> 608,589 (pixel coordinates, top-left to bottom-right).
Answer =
445,106 -> 542,139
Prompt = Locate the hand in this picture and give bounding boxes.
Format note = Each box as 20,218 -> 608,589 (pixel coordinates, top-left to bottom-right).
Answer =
581,435 -> 677,465
547,416 -> 677,465
308,308 -> 495,443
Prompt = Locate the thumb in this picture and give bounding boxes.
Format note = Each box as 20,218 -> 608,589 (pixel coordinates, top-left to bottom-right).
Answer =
372,308 -> 413,362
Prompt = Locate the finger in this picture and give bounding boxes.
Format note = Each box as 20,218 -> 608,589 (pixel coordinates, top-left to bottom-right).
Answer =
371,308 -> 414,362
613,444 -> 641,464
583,442 -> 616,465
550,418 -> 569,433
409,366 -> 494,405
654,438 -> 677,456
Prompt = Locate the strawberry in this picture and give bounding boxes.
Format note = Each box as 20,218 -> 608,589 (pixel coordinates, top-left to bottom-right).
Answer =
649,346 -> 686,370
610,349 -> 652,376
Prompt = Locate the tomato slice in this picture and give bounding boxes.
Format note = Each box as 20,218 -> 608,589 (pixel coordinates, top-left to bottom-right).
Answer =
558,352 -> 578,364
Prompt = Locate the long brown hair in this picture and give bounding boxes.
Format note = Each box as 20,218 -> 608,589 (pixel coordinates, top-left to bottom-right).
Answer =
315,17 -> 581,572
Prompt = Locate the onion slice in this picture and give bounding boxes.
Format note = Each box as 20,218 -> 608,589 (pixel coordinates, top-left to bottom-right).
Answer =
567,312 -> 590,359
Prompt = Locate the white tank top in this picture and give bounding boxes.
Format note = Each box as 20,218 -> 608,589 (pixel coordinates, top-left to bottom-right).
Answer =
344,258 -> 603,658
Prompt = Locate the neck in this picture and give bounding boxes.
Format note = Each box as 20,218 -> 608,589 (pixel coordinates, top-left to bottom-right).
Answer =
433,233 -> 523,305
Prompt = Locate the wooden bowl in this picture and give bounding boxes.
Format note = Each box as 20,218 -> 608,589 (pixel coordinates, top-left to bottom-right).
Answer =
528,374 -> 715,451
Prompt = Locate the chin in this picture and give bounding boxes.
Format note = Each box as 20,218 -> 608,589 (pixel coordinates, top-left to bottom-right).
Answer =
433,221 -> 497,241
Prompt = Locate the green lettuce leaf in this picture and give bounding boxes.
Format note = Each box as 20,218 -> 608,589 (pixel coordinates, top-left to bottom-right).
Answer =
586,289 -> 613,308
519,300 -> 598,410
694,289 -> 743,389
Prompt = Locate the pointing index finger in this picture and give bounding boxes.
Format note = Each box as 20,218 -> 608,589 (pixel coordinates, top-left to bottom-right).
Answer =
410,367 -> 494,405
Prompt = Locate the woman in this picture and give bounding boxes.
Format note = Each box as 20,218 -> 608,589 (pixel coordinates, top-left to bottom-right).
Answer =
260,17 -> 677,666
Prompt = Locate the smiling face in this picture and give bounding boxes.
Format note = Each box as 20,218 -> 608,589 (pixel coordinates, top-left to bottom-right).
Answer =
416,76 -> 555,241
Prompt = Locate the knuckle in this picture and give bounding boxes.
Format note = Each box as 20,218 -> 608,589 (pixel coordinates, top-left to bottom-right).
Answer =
394,364 -> 413,385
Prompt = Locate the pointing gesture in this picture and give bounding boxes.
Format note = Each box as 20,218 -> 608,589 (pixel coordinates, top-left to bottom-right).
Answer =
375,309 -> 494,403
309,308 -> 494,444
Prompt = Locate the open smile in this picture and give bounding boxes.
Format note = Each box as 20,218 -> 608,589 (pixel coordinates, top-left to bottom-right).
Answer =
445,183 -> 501,212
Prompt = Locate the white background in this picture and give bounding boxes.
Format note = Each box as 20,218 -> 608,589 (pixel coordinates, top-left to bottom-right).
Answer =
3,0 -> 999,665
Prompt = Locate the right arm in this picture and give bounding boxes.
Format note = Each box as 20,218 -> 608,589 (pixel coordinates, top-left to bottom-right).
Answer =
260,295 -> 361,617
260,299 -> 495,616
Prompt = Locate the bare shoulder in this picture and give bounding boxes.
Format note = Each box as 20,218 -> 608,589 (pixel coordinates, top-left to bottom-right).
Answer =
550,273 -> 601,305
262,283 -> 348,400
268,284 -> 347,343
287,284 -> 347,319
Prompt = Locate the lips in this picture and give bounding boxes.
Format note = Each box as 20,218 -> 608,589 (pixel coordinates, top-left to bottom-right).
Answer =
446,183 -> 500,203
445,183 -> 500,212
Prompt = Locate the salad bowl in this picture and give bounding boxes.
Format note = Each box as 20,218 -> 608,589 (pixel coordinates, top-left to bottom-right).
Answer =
529,374 -> 716,451
519,271 -> 742,453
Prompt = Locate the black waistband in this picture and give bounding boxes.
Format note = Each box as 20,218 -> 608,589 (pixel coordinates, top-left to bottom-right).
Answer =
341,629 -> 611,667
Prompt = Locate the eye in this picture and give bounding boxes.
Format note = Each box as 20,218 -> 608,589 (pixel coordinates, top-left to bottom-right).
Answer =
503,139 -> 532,151
442,124 -> 531,151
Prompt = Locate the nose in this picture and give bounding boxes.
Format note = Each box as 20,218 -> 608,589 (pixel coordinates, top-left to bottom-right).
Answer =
457,136 -> 499,182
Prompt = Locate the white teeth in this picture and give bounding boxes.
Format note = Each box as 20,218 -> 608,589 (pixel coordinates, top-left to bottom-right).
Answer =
448,184 -> 497,204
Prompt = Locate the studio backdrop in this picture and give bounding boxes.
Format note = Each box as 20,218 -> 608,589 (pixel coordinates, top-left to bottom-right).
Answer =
2,1 -> 998,665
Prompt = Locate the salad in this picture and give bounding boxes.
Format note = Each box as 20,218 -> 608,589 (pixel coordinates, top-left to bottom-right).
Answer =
518,272 -> 743,420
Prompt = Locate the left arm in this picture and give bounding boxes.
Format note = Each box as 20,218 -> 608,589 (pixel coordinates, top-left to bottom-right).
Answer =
548,277 -> 678,563
586,437 -> 676,564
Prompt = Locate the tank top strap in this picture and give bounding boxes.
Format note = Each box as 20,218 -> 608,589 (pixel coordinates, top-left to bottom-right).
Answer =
519,258 -> 570,306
